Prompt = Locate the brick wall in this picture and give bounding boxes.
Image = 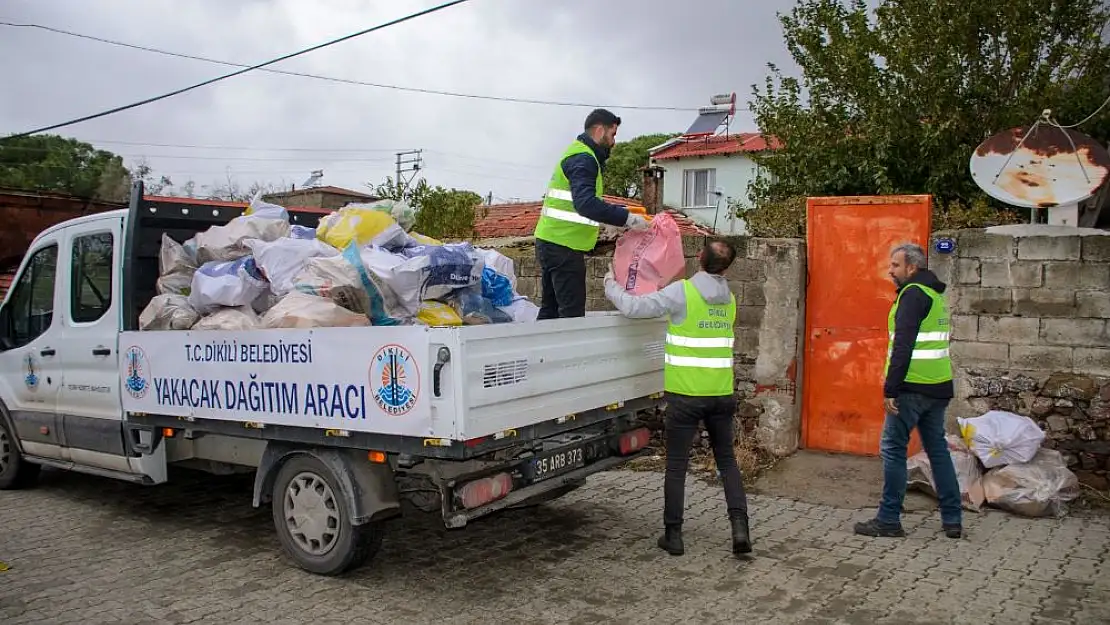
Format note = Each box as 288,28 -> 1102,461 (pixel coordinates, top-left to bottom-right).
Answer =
930,227 -> 1110,486
503,236 -> 806,457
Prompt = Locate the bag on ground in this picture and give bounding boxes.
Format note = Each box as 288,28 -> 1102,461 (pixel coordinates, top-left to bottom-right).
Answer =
191,306 -> 259,331
244,237 -> 339,296
260,291 -> 369,329
139,294 -> 199,330
292,254 -> 371,316
194,215 -> 290,263
906,435 -> 985,512
982,449 -> 1080,518
958,411 -> 1046,469
612,212 -> 685,295
188,257 -> 269,313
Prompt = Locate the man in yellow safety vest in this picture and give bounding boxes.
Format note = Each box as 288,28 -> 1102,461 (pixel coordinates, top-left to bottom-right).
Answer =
534,109 -> 650,319
604,239 -> 750,557
854,243 -> 963,540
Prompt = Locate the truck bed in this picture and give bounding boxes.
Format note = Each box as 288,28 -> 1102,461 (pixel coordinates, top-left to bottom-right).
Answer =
120,313 -> 665,442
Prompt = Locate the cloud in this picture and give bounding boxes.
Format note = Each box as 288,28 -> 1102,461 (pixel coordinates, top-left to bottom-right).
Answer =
0,0 -> 800,200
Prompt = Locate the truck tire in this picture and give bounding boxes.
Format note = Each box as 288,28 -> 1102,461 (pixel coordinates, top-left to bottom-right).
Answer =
271,454 -> 384,576
0,417 -> 40,490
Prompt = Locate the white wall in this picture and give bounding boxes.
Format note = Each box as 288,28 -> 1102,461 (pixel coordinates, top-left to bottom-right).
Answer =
653,154 -> 760,235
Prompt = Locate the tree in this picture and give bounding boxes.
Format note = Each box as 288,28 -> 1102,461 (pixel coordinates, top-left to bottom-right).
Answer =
372,175 -> 430,207
747,0 -> 1110,235
603,133 -> 679,198
0,134 -> 131,200
413,186 -> 485,241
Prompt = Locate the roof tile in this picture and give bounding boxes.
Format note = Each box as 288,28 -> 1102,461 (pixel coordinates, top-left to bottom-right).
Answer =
473,195 -> 713,239
651,133 -> 781,161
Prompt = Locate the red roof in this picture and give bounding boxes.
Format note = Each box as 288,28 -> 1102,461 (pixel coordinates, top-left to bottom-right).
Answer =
474,195 -> 713,238
651,133 -> 781,161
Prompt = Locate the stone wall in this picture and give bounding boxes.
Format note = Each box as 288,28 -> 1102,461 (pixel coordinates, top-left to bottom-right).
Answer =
504,236 -> 807,457
930,226 -> 1110,486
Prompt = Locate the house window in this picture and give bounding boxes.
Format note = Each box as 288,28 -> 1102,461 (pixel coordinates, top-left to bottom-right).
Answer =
682,168 -> 716,208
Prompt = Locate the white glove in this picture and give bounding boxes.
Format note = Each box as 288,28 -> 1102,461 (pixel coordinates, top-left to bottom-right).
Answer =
625,213 -> 650,230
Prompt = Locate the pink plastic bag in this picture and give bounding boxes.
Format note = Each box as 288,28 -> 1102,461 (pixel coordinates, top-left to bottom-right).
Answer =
612,212 -> 686,295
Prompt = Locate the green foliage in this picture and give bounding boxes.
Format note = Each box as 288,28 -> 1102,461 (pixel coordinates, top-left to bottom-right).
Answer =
0,134 -> 131,200
603,133 -> 679,198
932,196 -> 1025,231
374,176 -> 484,240
735,196 -> 806,238
749,0 -> 1110,234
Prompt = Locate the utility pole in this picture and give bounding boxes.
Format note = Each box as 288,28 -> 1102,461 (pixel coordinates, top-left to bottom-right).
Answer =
395,149 -> 423,196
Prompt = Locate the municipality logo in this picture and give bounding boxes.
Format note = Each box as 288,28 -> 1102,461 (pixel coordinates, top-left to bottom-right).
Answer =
369,344 -> 420,416
124,346 -> 149,399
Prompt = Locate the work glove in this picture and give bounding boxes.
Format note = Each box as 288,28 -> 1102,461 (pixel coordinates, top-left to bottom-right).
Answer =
625,213 -> 650,230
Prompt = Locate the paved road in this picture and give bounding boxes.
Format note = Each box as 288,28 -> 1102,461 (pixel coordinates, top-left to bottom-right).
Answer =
1,468 -> 1108,625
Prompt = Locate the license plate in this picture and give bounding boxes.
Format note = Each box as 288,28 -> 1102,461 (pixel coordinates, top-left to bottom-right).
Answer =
531,446 -> 585,482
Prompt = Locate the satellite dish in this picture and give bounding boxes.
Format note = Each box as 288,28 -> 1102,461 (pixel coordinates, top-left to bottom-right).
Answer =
970,125 -> 1110,209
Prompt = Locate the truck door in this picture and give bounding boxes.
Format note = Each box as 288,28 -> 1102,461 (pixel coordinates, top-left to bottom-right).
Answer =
0,237 -> 67,460
55,217 -> 165,482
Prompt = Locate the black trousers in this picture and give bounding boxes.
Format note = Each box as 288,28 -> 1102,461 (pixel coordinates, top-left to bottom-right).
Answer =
536,239 -> 586,320
663,392 -> 749,527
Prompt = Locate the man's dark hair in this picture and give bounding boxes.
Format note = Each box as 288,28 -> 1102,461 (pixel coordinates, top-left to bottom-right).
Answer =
584,108 -> 621,130
701,239 -> 737,275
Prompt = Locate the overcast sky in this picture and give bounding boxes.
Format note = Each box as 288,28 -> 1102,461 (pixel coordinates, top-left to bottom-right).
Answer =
0,0 -> 800,202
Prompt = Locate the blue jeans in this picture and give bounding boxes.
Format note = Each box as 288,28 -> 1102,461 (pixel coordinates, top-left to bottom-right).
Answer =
878,392 -> 963,527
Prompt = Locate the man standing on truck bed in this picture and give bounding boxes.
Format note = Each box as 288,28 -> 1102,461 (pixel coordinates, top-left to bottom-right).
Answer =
854,243 -> 963,540
534,108 -> 650,319
603,239 -> 751,557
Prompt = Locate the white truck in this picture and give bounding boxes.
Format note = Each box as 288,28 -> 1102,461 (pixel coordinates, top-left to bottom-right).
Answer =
0,183 -> 666,575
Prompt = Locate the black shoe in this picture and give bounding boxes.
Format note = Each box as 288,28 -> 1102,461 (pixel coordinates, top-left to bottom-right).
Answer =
943,524 -> 964,539
853,518 -> 906,538
730,515 -> 752,554
657,525 -> 684,556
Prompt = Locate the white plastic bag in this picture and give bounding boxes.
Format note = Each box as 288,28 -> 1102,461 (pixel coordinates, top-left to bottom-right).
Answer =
156,273 -> 194,297
139,294 -> 199,330
157,234 -> 197,296
194,215 -> 291,263
290,225 -> 317,240
906,435 -> 985,512
260,291 -> 370,329
244,237 -> 339,296
982,449 -> 1080,518
397,242 -> 485,301
292,254 -> 371,316
498,298 -> 540,323
475,248 -> 517,288
958,411 -> 1046,469
355,245 -> 421,318
191,306 -> 259,331
316,205 -> 407,250
244,191 -> 289,220
188,257 -> 269,313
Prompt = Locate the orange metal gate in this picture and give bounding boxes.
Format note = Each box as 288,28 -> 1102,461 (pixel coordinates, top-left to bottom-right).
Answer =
802,196 -> 933,455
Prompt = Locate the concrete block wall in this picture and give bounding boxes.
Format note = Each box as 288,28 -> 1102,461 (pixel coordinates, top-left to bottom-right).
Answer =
504,236 -> 807,458
930,227 -> 1110,485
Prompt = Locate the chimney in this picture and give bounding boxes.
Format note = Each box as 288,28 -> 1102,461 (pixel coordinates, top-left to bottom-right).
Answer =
641,165 -> 665,215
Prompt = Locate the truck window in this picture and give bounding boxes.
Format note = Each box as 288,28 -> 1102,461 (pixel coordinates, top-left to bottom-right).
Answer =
8,245 -> 58,347
70,232 -> 114,324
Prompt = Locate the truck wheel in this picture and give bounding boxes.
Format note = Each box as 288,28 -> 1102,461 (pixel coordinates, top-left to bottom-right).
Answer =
271,455 -> 384,576
0,418 -> 40,490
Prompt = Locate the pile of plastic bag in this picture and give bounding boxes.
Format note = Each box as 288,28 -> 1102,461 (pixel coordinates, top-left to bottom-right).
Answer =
140,194 -> 539,331
905,410 -> 1079,518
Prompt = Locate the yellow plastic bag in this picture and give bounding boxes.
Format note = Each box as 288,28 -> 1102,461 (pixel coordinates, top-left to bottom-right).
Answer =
316,207 -> 404,250
416,300 -> 462,326
408,231 -> 443,246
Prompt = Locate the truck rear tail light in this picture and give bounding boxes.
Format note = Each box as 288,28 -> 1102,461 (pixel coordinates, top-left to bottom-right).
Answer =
618,428 -> 651,455
458,473 -> 513,510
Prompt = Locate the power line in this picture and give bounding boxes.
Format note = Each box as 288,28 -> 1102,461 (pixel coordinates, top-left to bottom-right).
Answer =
0,0 -> 473,141
0,20 -> 698,112
0,145 -> 396,162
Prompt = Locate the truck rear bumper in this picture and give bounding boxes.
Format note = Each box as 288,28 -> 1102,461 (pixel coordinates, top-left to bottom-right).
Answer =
442,449 -> 648,529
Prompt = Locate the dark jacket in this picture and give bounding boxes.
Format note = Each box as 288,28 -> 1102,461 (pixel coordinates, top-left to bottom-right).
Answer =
884,269 -> 954,399
560,133 -> 629,228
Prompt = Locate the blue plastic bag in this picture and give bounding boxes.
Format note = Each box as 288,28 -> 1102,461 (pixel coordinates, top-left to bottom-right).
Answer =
399,242 -> 482,300
481,267 -> 514,307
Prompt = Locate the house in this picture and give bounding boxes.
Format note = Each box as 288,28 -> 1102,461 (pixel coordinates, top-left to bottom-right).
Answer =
648,132 -> 780,235
262,185 -> 378,211
473,194 -> 713,248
